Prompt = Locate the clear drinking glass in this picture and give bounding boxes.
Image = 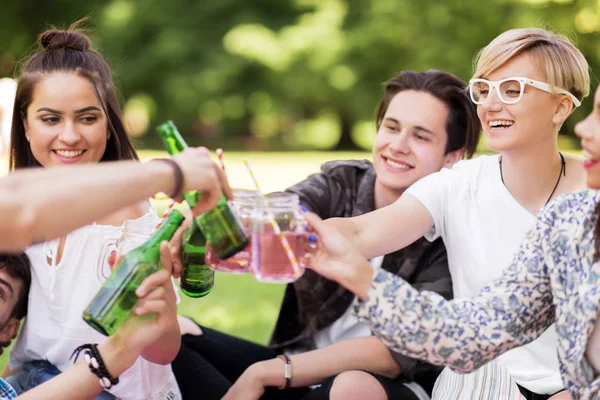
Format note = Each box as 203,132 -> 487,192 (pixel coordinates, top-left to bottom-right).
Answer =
95,221 -> 154,281
250,192 -> 307,283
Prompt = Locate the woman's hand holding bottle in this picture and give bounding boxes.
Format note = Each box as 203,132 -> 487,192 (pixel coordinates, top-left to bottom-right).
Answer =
104,241 -> 182,372
170,147 -> 233,215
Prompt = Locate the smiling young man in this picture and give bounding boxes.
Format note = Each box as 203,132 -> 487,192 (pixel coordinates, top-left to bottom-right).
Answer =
0,255 -> 30,357
0,246 -> 189,400
171,70 -> 481,400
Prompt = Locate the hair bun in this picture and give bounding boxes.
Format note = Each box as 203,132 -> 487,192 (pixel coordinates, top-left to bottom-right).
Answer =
39,29 -> 90,52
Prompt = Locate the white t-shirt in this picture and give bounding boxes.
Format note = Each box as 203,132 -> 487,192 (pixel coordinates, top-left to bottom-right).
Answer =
405,155 -> 563,394
10,208 -> 181,400
312,256 -> 383,349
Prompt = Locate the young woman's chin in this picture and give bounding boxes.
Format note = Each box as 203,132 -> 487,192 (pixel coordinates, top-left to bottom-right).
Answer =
586,175 -> 600,190
485,136 -> 523,154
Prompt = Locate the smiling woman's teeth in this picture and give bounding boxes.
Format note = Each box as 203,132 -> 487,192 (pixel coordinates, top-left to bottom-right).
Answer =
488,120 -> 514,128
386,159 -> 410,170
55,150 -> 84,158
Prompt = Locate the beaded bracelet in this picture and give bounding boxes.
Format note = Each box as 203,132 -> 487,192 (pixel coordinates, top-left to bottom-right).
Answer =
71,343 -> 120,389
154,158 -> 184,199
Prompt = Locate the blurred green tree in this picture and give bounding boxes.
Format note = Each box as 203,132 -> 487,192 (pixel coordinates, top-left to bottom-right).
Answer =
0,0 -> 597,151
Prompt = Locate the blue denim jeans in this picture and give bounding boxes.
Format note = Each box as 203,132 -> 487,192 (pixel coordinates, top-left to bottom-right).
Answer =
5,360 -> 116,399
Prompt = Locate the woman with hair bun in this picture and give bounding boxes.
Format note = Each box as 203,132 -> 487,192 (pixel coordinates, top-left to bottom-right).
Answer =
4,22 -> 182,400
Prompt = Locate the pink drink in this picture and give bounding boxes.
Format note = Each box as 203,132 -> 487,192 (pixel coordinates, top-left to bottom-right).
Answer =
205,242 -> 251,274
251,232 -> 306,283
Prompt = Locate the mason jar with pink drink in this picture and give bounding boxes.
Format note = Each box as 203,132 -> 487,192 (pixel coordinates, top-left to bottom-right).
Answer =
250,192 -> 308,283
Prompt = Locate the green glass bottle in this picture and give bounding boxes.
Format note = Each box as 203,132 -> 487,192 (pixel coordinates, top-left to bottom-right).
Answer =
156,120 -> 249,260
83,210 -> 185,336
180,223 -> 214,297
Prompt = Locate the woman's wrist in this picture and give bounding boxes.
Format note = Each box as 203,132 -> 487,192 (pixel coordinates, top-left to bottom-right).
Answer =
97,335 -> 138,378
146,159 -> 180,200
249,359 -> 286,388
152,158 -> 183,199
346,258 -> 374,301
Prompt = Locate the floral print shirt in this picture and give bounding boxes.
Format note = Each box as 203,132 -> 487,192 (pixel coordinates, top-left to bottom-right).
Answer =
354,189 -> 600,399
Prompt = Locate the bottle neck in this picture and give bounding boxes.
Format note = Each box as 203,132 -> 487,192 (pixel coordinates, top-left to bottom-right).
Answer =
157,123 -> 201,207
164,136 -> 187,154
157,121 -> 224,210
158,121 -> 188,155
146,210 -> 185,248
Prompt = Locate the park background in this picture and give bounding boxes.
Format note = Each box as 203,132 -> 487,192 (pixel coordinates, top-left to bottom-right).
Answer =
0,0 -> 599,368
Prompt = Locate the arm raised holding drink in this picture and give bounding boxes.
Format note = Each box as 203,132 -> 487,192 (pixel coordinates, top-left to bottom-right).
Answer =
0,146 -> 232,253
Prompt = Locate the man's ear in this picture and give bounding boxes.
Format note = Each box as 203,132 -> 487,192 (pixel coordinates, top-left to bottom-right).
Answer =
443,148 -> 465,168
0,318 -> 20,343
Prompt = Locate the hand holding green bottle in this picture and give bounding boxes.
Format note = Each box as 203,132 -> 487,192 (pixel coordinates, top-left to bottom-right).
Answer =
168,147 -> 233,214
83,210 -> 185,336
112,241 -> 180,365
157,121 -> 249,259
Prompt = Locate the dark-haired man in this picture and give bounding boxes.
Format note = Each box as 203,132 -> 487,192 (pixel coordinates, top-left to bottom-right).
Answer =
0,245 -> 177,400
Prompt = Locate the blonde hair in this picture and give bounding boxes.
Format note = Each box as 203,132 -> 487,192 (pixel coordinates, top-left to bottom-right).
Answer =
473,28 -> 590,102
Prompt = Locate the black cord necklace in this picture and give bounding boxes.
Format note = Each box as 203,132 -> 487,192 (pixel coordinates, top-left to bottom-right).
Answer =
499,152 -> 566,206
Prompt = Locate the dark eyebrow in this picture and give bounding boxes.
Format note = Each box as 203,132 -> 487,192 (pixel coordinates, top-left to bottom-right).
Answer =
35,106 -> 101,114
413,125 -> 435,136
36,107 -> 63,114
75,106 -> 102,114
0,277 -> 14,298
384,117 -> 435,136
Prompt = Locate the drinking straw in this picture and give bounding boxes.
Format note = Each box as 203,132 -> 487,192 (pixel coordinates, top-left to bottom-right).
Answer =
217,148 -> 243,213
243,160 -> 302,278
216,148 -> 227,177
155,200 -> 176,230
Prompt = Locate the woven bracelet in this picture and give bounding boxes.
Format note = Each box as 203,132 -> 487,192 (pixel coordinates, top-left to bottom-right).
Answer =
71,343 -> 120,389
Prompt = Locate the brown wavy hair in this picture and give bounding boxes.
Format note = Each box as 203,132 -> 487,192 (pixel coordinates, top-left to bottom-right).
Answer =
375,70 -> 481,159
9,20 -> 138,171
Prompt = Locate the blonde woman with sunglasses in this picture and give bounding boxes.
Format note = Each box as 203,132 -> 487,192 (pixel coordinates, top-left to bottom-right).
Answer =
304,28 -> 589,400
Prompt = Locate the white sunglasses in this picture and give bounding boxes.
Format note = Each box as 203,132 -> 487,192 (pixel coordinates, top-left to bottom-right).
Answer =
468,77 -> 581,107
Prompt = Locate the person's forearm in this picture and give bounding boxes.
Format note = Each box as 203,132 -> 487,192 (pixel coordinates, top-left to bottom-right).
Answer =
356,268 -> 555,373
17,336 -> 136,400
325,195 -> 433,260
251,337 -> 401,389
140,321 -> 181,365
0,161 -> 175,252
324,217 -> 361,247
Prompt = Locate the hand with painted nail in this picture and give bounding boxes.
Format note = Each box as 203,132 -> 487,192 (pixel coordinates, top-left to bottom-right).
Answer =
299,203 -> 319,265
116,241 -> 181,365
303,212 -> 374,300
